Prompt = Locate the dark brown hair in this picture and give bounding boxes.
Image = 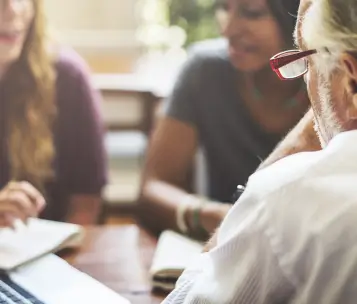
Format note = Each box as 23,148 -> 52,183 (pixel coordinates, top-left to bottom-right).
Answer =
267,0 -> 300,45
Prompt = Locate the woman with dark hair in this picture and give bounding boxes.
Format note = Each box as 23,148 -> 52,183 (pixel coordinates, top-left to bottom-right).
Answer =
0,0 -> 107,228
138,0 -> 308,238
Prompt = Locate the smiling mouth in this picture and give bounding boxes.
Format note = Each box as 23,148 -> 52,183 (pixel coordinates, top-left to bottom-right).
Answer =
229,46 -> 254,58
0,30 -> 23,43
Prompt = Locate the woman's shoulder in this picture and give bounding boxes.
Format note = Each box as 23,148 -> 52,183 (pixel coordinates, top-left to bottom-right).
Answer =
51,46 -> 99,108
49,46 -> 92,86
187,38 -> 231,68
177,38 -> 233,85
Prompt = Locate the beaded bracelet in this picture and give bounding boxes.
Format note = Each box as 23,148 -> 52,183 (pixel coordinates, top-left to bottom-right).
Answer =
176,195 -> 196,234
191,202 -> 207,236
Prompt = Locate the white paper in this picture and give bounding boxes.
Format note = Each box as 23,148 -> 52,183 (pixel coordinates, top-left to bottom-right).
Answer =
0,219 -> 83,270
150,230 -> 203,275
10,254 -> 130,304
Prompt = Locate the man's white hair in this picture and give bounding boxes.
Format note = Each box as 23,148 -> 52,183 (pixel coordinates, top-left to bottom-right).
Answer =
300,0 -> 351,146
301,0 -> 357,72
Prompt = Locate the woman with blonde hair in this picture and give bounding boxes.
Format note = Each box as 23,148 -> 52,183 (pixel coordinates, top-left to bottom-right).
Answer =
0,0 -> 107,227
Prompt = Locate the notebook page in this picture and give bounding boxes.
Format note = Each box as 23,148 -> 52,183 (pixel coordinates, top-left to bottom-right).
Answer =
0,219 -> 83,271
150,230 -> 203,275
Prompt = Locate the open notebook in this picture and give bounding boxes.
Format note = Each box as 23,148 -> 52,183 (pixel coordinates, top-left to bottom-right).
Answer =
0,219 -> 83,271
150,230 -> 204,291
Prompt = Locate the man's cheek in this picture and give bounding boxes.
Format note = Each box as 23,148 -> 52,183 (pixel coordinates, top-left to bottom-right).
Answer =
304,71 -> 312,101
306,70 -> 318,104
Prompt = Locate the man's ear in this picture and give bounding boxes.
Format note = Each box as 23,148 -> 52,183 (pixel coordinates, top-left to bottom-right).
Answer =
341,53 -> 357,119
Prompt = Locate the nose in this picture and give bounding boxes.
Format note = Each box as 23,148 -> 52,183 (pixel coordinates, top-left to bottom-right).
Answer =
0,0 -> 18,22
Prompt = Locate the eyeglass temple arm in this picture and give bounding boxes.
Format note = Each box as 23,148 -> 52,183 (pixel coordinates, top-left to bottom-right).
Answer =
271,50 -> 317,69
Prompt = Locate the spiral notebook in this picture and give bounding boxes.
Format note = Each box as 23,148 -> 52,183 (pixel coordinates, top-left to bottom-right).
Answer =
150,230 -> 203,291
0,219 -> 84,271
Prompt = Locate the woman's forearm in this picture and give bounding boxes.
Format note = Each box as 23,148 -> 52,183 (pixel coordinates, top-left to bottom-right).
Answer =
138,179 -> 230,238
138,180 -> 201,235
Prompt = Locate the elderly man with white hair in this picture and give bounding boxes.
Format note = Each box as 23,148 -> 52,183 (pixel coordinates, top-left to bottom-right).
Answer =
162,0 -> 357,303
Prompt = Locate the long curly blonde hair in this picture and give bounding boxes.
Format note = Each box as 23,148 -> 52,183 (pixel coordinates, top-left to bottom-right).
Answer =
3,0 -> 56,191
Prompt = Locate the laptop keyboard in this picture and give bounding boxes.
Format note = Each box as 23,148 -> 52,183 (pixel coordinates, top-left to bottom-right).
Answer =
0,279 -> 44,304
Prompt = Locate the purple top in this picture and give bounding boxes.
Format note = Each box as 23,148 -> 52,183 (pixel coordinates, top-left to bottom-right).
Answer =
0,48 -> 107,221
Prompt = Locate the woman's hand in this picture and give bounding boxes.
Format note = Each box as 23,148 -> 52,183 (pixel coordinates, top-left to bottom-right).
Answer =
199,203 -> 231,234
0,181 -> 46,228
203,229 -> 218,252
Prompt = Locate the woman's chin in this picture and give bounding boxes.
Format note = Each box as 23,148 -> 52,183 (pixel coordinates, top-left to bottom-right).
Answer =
0,46 -> 22,66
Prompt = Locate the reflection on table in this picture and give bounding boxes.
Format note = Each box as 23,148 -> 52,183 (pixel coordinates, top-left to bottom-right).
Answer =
60,225 -> 167,304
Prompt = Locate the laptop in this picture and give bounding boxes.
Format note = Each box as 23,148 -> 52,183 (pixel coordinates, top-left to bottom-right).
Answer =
0,273 -> 44,304
0,254 -> 130,304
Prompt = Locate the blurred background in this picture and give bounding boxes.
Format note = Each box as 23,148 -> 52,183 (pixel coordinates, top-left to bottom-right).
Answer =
45,0 -> 218,73
44,0 -> 219,220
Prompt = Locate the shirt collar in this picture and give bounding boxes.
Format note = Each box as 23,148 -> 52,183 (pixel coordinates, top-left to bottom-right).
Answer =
326,130 -> 357,152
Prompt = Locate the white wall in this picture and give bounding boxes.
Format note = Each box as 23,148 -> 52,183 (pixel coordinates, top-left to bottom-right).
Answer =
44,0 -> 139,30
44,0 -> 144,73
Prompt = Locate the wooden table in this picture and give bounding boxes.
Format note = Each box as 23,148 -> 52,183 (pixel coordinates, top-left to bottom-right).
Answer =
60,225 -> 167,304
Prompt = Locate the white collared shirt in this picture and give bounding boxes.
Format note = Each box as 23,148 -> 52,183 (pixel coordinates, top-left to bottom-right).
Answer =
163,130 -> 357,304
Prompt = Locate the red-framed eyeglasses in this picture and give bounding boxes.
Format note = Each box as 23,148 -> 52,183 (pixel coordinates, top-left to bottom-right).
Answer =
270,49 -> 323,80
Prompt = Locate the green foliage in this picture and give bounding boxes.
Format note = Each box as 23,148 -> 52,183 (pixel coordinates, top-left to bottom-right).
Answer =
165,0 -> 220,47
